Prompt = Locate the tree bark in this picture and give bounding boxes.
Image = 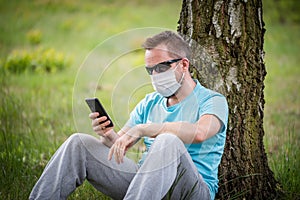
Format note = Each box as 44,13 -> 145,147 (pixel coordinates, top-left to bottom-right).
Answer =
177,0 -> 278,199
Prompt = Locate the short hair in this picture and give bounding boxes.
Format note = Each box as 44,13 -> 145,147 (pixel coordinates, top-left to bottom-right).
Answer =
142,31 -> 191,60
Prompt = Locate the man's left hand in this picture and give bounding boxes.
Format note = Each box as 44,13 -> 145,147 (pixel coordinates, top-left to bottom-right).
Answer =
108,126 -> 141,164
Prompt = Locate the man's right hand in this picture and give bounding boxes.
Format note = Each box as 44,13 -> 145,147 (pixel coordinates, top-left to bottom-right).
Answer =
89,112 -> 113,137
89,112 -> 118,147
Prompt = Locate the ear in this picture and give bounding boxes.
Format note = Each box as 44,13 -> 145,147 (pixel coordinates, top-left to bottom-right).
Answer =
181,58 -> 190,72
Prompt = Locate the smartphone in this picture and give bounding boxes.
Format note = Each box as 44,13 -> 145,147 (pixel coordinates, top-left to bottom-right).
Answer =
85,97 -> 114,127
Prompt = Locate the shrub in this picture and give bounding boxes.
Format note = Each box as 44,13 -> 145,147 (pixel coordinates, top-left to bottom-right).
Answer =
2,50 -> 32,74
2,48 -> 71,74
26,29 -> 42,45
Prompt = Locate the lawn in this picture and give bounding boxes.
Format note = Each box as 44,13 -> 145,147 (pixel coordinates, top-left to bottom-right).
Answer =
0,0 -> 299,199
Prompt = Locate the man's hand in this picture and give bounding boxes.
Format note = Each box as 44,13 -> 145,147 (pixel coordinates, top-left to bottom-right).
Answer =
89,112 -> 118,147
108,126 -> 141,164
89,112 -> 113,137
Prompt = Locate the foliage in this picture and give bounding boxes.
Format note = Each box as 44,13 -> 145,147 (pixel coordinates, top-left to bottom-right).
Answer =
26,29 -> 42,45
2,48 -> 71,74
263,0 -> 300,25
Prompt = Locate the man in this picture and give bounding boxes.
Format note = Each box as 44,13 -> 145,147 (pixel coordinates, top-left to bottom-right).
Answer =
30,31 -> 228,200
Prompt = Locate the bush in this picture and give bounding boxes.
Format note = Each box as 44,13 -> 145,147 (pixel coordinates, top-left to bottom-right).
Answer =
2,48 -> 71,74
26,29 -> 42,45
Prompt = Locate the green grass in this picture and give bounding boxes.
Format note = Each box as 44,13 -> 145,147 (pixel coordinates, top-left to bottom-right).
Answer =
263,23 -> 300,199
0,0 -> 181,199
0,0 -> 299,199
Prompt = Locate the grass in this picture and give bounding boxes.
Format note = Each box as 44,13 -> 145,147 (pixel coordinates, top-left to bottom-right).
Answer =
0,0 -> 181,199
263,23 -> 300,199
0,0 -> 299,199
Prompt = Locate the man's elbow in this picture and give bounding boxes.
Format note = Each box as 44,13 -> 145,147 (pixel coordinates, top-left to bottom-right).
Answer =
193,131 -> 206,143
194,128 -> 218,143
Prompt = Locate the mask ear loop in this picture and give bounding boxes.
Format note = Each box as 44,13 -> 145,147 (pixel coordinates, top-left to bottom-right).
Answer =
179,72 -> 185,84
173,62 -> 185,84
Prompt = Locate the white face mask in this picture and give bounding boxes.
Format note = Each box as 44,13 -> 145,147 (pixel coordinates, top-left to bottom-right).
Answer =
150,66 -> 185,97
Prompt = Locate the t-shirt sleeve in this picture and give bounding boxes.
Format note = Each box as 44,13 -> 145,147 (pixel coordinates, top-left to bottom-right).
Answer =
201,94 -> 228,130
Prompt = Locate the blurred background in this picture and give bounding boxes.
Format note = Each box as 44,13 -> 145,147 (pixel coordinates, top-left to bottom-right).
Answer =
0,0 -> 299,199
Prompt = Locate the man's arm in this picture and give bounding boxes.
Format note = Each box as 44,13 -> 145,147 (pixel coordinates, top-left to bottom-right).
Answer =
108,114 -> 222,163
142,114 -> 221,143
136,114 -> 222,144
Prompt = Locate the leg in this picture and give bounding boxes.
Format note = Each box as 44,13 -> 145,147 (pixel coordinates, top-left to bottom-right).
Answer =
29,133 -> 138,200
124,133 -> 210,200
162,154 -> 210,200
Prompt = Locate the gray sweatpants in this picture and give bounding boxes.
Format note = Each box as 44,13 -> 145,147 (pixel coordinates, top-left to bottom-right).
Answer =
29,133 -> 210,200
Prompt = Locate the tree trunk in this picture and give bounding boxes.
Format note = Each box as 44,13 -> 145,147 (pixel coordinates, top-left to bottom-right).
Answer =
177,0 -> 278,199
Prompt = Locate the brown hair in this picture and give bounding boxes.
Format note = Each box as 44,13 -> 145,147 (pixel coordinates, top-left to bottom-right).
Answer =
142,31 -> 191,60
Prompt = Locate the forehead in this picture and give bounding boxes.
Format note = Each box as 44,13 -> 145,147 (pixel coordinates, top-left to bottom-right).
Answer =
145,47 -> 173,65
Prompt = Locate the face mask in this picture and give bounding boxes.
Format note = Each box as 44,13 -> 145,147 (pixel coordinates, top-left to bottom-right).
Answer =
150,66 -> 185,97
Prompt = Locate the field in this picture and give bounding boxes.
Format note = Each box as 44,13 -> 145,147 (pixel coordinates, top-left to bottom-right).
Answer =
0,0 -> 299,199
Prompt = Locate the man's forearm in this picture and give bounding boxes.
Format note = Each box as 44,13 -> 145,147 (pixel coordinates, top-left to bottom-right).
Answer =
137,115 -> 221,144
137,122 -> 197,144
100,130 -> 119,147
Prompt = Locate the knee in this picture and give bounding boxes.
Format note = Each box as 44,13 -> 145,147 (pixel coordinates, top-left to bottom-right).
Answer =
155,133 -> 183,148
156,133 -> 181,142
68,133 -> 84,142
66,133 -> 96,148
149,133 -> 186,162
65,133 -> 85,147
67,133 -> 105,151
156,133 -> 179,140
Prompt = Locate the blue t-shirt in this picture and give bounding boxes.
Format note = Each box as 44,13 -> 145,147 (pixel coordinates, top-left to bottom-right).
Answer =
125,80 -> 228,200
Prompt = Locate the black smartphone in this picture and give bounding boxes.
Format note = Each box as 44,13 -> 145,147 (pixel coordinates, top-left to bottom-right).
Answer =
85,97 -> 114,127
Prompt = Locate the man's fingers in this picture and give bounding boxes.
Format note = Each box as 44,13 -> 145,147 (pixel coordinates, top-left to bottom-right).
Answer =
93,125 -> 104,133
91,116 -> 107,127
108,146 -> 122,164
100,120 -> 111,128
89,112 -> 99,119
117,146 -> 124,164
108,141 -> 125,164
